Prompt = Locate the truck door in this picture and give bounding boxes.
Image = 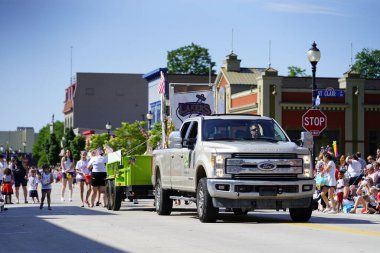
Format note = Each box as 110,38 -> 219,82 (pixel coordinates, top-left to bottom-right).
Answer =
169,122 -> 191,190
179,121 -> 198,191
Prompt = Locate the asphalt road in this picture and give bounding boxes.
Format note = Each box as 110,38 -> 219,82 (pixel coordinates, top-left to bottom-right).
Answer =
1,182 -> 379,253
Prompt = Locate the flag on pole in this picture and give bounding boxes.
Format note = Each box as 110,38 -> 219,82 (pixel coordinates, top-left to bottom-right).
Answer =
157,71 -> 165,94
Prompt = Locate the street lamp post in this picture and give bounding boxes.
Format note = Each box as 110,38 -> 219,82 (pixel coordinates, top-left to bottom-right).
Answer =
146,110 -> 153,130
106,122 -> 112,138
22,141 -> 27,154
307,41 -> 321,167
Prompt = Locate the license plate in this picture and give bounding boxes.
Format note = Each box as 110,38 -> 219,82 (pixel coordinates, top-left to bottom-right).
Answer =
259,187 -> 277,196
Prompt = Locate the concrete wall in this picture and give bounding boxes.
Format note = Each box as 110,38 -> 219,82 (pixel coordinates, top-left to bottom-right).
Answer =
72,73 -> 148,131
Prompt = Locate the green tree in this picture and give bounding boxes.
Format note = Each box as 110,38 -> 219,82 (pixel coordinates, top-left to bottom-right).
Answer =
70,136 -> 86,161
88,133 -> 109,151
167,43 -> 216,74
48,134 -> 61,166
352,48 -> 380,78
108,121 -> 148,155
62,128 -> 76,151
32,121 -> 64,167
288,66 -> 306,77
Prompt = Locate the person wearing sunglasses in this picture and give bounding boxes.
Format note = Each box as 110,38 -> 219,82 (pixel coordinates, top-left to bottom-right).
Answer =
249,124 -> 260,139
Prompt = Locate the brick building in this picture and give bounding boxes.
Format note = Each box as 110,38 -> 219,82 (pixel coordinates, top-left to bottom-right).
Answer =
215,52 -> 380,156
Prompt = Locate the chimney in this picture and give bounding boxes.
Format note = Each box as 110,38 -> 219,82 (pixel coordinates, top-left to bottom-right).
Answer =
223,52 -> 241,72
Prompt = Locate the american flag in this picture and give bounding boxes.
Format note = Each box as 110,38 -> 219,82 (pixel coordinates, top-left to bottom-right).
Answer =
157,71 -> 165,94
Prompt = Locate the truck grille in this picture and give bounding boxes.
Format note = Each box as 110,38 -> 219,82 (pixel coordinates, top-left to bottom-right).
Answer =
232,153 -> 298,159
232,174 -> 298,181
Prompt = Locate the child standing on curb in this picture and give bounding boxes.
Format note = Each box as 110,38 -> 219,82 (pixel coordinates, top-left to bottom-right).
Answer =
28,169 -> 39,204
1,168 -> 13,204
39,164 -> 53,210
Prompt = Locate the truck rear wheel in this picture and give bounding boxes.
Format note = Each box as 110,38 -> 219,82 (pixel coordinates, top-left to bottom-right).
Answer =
197,178 -> 219,223
289,199 -> 313,222
155,177 -> 172,215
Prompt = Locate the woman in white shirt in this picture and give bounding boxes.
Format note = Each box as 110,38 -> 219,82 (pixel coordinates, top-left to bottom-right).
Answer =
320,152 -> 337,214
61,149 -> 75,202
346,155 -> 363,186
87,148 -> 108,208
76,151 -> 91,207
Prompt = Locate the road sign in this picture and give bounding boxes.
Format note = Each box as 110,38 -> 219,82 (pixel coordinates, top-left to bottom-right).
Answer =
316,87 -> 345,98
302,109 -> 327,136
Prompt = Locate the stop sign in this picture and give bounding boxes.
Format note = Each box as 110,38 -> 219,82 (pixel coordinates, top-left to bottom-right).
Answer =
302,109 -> 327,136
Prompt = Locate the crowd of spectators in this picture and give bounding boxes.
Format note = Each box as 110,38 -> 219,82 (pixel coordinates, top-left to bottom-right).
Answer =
314,148 -> 380,214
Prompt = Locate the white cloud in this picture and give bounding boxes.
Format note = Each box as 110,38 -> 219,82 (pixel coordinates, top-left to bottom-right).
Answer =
264,2 -> 346,16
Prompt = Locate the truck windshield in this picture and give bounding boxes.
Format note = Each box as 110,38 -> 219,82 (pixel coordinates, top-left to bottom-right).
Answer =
202,119 -> 289,142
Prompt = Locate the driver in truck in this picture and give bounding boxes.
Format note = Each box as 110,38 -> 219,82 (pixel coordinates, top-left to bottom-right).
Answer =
249,124 -> 261,139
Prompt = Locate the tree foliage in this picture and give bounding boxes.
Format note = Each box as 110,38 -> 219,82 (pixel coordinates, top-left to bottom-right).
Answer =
70,136 -> 86,161
62,128 -> 76,151
32,121 -> 64,167
107,121 -> 148,155
88,133 -> 109,152
288,66 -> 306,77
352,48 -> 380,79
167,43 -> 216,75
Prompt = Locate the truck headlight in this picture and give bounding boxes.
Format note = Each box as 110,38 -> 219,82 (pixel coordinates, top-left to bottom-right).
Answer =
211,154 -> 231,178
298,154 -> 313,179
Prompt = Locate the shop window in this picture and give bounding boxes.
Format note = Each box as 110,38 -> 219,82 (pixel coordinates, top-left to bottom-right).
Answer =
368,130 -> 380,155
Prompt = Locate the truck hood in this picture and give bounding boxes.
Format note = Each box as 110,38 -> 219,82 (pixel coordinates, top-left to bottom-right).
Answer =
202,140 -> 306,154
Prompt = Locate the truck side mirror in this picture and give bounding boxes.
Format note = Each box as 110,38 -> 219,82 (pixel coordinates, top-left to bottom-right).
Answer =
300,131 -> 313,149
168,131 -> 183,149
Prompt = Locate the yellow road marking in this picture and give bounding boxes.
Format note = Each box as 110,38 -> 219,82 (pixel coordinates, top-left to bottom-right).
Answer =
286,223 -> 380,237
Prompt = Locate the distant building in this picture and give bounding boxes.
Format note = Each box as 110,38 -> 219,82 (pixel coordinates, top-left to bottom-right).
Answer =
0,127 -> 36,154
215,52 -> 380,156
63,72 -> 148,136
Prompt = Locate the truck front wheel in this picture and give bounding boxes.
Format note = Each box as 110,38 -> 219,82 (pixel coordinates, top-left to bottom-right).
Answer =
289,199 -> 313,222
155,177 -> 172,215
197,178 -> 219,223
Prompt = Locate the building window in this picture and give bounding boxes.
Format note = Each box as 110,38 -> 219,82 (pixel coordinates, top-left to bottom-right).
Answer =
368,130 -> 380,155
85,88 -> 94,96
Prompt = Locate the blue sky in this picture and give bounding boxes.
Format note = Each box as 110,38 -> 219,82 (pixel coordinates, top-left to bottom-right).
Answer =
0,0 -> 379,131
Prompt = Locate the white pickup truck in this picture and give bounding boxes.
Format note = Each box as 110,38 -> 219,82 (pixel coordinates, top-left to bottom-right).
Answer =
152,114 -> 315,222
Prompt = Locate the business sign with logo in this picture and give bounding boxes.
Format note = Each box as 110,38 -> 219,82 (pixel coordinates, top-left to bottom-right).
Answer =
317,87 -> 345,98
170,89 -> 214,130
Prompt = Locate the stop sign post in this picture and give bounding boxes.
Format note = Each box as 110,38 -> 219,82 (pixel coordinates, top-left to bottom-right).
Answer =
302,109 -> 327,136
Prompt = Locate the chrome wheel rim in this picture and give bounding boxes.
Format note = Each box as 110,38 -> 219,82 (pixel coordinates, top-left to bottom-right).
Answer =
197,185 -> 204,216
155,182 -> 161,210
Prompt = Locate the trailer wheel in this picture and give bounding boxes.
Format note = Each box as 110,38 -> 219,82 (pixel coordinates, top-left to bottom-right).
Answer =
197,178 -> 219,223
233,208 -> 249,215
155,177 -> 172,215
105,180 -> 112,210
289,198 -> 313,222
107,180 -> 123,211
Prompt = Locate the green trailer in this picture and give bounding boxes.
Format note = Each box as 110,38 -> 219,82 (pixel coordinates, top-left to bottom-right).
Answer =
105,155 -> 154,211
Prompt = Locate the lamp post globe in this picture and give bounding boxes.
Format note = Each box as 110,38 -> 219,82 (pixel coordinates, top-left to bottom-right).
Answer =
146,110 -> 153,130
106,122 -> 112,137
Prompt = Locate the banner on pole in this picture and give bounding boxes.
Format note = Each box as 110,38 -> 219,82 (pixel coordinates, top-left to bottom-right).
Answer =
170,90 -> 214,130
